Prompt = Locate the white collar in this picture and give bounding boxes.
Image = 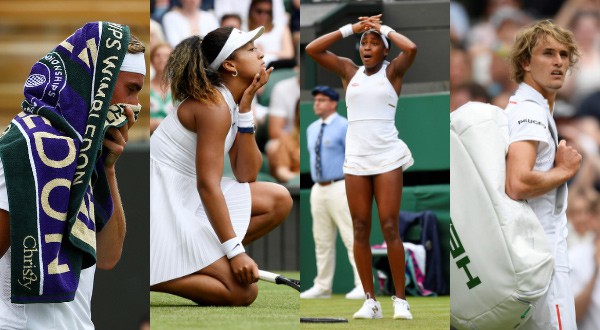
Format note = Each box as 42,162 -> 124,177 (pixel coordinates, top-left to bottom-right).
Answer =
515,83 -> 551,111
319,112 -> 338,125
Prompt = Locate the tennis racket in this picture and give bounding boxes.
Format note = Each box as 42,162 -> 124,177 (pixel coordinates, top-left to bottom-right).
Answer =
258,270 -> 300,291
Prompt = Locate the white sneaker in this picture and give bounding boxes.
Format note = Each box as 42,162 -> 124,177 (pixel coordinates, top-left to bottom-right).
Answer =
353,298 -> 383,319
299,286 -> 331,299
345,286 -> 365,299
392,296 -> 413,320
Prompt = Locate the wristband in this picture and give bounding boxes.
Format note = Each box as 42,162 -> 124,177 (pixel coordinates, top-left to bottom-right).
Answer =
338,24 -> 353,38
379,25 -> 395,38
237,110 -> 254,128
222,237 -> 246,259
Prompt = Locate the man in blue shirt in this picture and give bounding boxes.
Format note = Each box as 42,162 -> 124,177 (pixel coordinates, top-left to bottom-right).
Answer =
301,86 -> 363,300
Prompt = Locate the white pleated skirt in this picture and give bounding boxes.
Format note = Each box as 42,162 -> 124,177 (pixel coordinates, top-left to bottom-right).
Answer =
149,159 -> 251,286
343,139 -> 414,176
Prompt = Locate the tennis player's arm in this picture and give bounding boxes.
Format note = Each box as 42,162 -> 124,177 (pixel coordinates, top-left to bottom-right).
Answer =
386,31 -> 417,92
506,140 -> 581,200
305,27 -> 359,82
0,210 -> 9,259
196,102 -> 237,243
96,167 -> 126,270
229,68 -> 272,183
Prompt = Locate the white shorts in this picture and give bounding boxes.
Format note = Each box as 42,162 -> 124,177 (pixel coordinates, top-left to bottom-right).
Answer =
521,267 -> 576,330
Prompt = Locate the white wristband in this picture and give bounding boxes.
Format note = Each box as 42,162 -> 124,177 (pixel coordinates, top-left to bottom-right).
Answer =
222,237 -> 246,259
338,24 -> 353,38
380,25 -> 395,38
237,110 -> 254,128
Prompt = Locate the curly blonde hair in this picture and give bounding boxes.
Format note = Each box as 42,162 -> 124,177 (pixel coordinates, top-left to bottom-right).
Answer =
509,20 -> 580,83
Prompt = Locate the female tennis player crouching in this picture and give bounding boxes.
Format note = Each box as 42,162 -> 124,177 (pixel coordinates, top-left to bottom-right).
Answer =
150,26 -> 292,306
306,14 -> 416,319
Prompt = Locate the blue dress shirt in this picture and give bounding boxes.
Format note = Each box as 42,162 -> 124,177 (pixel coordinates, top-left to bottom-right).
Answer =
306,113 -> 347,182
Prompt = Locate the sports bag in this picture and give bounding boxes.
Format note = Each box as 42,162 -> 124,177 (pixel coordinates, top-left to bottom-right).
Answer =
450,102 -> 554,329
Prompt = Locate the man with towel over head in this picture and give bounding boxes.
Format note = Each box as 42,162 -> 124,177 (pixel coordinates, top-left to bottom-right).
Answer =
0,21 -> 145,329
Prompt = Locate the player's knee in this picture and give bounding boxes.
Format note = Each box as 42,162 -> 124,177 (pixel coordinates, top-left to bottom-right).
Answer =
380,219 -> 400,242
273,185 -> 293,221
353,220 -> 370,242
229,284 -> 258,306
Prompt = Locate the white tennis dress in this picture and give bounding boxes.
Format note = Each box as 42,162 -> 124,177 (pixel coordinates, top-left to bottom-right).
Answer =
344,61 -> 413,175
150,87 -> 251,286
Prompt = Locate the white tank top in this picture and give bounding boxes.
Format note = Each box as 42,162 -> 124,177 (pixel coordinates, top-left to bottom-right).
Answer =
345,62 -> 402,156
346,61 -> 398,122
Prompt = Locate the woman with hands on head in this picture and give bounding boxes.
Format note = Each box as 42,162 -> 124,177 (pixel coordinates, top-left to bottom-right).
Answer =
306,14 -> 417,320
150,26 -> 293,306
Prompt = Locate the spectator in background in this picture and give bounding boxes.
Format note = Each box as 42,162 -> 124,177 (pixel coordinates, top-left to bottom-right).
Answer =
290,0 -> 301,49
150,42 -> 175,134
162,0 -> 219,47
248,0 -> 295,68
265,71 -> 299,157
450,46 -> 472,91
450,82 -> 490,111
221,13 -> 242,29
152,0 -> 171,22
569,195 -> 600,330
150,19 -> 166,80
559,11 -> 600,106
267,100 -> 300,183
214,0 -> 287,31
301,86 -> 364,300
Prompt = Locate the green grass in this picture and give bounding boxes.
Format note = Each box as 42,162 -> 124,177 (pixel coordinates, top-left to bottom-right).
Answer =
301,295 -> 450,330
150,271 -> 299,330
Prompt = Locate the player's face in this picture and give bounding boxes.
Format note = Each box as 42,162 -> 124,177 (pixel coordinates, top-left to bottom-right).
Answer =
111,71 -> 144,106
230,42 -> 265,77
523,36 -> 569,98
359,32 -> 388,68
313,94 -> 336,118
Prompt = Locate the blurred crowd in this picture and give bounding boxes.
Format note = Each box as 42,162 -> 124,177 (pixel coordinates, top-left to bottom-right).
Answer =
451,1 -> 600,328
150,0 -> 301,185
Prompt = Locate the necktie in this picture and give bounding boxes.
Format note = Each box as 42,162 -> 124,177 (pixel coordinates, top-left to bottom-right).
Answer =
315,123 -> 326,180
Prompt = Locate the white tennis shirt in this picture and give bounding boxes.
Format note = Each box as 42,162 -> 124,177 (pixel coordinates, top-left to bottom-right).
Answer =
505,82 -> 569,270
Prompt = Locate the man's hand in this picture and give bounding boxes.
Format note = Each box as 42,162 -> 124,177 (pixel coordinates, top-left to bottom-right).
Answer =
555,139 -> 582,180
103,105 -> 136,168
229,253 -> 259,285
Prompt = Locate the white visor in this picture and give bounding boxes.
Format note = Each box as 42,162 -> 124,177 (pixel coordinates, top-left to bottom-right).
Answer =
209,27 -> 265,70
121,52 -> 146,76
360,29 -> 389,49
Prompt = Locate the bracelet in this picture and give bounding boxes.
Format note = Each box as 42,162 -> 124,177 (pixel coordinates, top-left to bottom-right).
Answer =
380,25 -> 395,38
237,110 -> 254,128
338,24 -> 353,38
221,237 -> 246,259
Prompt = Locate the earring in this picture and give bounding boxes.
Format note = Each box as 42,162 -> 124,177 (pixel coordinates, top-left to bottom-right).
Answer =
232,69 -> 238,77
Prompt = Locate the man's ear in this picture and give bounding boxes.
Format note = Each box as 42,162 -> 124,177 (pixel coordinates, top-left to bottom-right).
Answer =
522,58 -> 531,72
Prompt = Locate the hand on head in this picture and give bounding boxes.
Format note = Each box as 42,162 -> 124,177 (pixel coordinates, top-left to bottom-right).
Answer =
357,14 -> 383,31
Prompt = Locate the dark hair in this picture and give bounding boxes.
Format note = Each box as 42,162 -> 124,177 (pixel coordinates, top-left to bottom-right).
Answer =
221,13 -> 242,26
165,27 -> 234,103
361,30 -> 390,51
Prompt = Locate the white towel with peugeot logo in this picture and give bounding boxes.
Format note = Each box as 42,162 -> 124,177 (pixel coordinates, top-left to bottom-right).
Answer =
450,102 -> 554,330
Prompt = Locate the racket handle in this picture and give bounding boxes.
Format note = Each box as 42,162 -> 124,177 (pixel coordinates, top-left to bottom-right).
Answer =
258,270 -> 279,283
